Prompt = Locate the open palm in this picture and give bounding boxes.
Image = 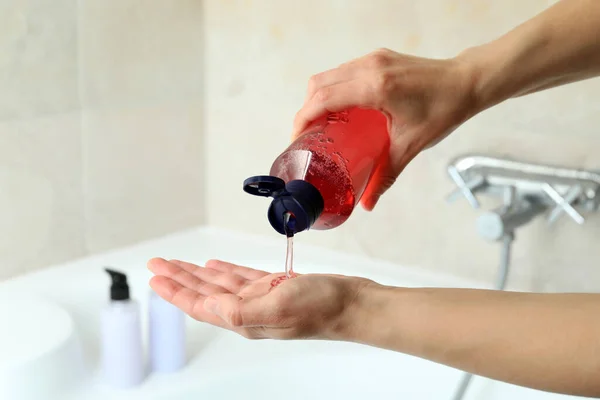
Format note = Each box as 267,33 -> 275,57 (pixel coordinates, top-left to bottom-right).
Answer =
148,258 -> 371,340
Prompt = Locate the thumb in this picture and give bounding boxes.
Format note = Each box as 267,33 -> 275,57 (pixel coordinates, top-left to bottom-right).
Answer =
204,293 -> 275,327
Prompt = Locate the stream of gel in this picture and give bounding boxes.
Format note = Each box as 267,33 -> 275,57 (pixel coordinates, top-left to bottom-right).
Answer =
285,235 -> 293,278
283,211 -> 295,279
270,213 -> 297,288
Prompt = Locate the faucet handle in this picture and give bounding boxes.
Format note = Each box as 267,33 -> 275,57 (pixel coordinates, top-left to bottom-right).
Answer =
542,184 -> 585,225
446,166 -> 484,209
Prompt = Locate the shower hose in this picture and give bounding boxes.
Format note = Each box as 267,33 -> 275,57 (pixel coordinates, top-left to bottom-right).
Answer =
450,233 -> 513,400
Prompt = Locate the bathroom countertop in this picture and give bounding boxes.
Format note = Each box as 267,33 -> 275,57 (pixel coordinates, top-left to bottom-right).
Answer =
0,226 -> 485,400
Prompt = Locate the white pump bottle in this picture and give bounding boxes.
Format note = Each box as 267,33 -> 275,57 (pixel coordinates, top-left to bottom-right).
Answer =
100,268 -> 144,388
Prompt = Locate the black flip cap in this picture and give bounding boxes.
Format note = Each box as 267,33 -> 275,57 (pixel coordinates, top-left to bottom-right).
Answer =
105,268 -> 130,301
243,176 -> 324,235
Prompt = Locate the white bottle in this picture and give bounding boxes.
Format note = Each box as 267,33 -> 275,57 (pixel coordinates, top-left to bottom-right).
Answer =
101,268 -> 145,388
149,291 -> 186,373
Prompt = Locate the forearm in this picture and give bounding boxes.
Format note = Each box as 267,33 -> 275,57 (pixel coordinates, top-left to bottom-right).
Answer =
342,284 -> 600,397
458,0 -> 600,111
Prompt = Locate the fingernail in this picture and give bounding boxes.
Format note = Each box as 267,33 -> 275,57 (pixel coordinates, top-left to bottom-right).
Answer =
204,297 -> 218,314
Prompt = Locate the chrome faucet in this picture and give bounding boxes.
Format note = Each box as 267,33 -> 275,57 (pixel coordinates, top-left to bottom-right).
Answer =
444,154 -> 600,400
446,154 -> 600,238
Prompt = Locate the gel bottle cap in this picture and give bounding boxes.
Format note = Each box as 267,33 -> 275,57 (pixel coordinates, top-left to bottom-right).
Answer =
101,268 -> 144,388
243,176 -> 324,235
105,268 -> 130,301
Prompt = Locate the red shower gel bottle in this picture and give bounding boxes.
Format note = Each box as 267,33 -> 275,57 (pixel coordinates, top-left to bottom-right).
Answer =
244,107 -> 390,235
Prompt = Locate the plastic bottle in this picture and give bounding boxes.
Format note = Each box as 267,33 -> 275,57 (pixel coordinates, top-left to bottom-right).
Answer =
244,107 -> 390,235
100,268 -> 144,388
148,291 -> 186,373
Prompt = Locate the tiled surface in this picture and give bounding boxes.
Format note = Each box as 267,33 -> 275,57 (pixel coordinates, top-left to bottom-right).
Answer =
82,105 -> 204,253
0,113 -> 84,279
1,0 -> 598,288
204,0 -> 600,290
0,0 -> 79,121
0,1 -> 205,280
79,0 -> 204,109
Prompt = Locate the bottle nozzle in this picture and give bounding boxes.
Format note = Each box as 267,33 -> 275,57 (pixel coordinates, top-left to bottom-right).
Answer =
243,176 -> 324,235
105,268 -> 130,301
283,212 -> 296,238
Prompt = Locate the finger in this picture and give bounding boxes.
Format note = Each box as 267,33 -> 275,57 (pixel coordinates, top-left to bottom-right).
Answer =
169,259 -> 248,294
150,276 -> 270,339
304,66 -> 357,104
148,258 -> 230,296
168,259 -> 204,271
205,259 -> 269,280
169,259 -> 217,281
360,173 -> 396,211
204,293 -> 280,328
149,275 -> 229,329
292,79 -> 376,138
360,157 -> 394,212
360,140 -> 417,211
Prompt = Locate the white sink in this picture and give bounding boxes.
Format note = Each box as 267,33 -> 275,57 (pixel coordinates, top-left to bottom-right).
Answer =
0,227 -> 593,400
179,349 -> 461,399
0,291 -> 85,400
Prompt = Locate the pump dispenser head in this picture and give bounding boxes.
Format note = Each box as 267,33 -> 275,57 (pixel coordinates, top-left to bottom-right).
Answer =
105,268 -> 130,301
243,176 -> 324,236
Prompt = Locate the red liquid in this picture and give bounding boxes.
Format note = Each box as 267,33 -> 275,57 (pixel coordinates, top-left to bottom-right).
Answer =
270,108 -> 390,230
270,273 -> 298,290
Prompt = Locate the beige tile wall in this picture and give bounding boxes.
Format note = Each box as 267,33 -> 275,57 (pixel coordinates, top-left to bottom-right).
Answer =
0,113 -> 84,278
0,0 -> 79,121
204,0 -> 600,291
2,0 -> 599,290
0,1 -> 204,280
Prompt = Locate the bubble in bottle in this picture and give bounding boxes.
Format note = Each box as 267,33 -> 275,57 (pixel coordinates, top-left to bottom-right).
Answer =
243,107 -> 389,233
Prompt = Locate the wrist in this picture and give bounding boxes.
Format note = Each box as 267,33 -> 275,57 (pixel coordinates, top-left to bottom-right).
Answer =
326,279 -> 378,342
331,282 -> 446,356
453,44 -> 511,115
454,15 -> 555,113
330,280 -> 406,345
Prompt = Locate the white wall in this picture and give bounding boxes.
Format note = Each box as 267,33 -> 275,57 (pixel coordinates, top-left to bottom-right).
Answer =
0,1 -> 205,279
204,0 -> 600,292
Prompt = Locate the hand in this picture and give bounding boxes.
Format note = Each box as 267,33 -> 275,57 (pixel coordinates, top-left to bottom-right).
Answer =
292,48 -> 480,210
147,258 -> 372,340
